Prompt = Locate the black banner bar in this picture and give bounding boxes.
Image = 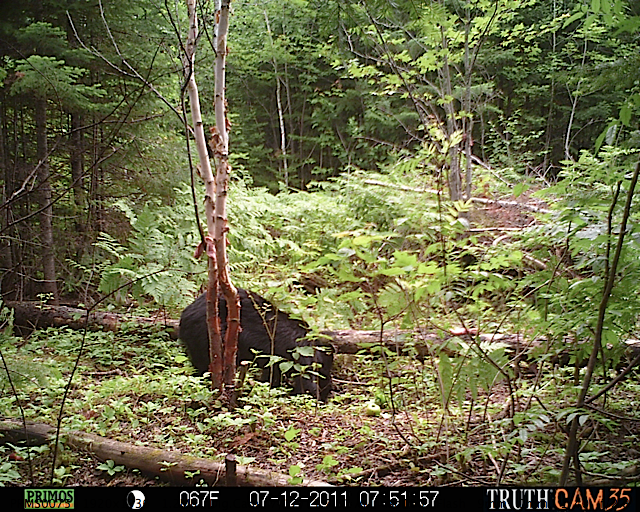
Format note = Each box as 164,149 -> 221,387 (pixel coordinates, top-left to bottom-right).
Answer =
2,486 -> 636,511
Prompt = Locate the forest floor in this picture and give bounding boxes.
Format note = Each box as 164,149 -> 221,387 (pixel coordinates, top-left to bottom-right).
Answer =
7,367 -> 521,487
10,358 -> 640,488
5,198 -> 640,488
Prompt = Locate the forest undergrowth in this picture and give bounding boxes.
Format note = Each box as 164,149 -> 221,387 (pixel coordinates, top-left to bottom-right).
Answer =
2,154 -> 640,487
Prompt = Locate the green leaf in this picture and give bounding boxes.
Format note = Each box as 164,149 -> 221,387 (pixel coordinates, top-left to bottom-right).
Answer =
294,346 -> 316,358
619,104 -> 632,126
279,361 -> 294,374
322,455 -> 339,467
563,11 -> 585,29
379,267 -> 408,276
513,183 -> 530,198
583,14 -> 597,30
289,465 -> 302,477
284,426 -> 301,442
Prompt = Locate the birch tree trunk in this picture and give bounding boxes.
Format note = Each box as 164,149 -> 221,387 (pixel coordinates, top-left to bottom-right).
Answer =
463,17 -> 473,202
264,10 -> 288,188
183,0 -> 222,393
564,38 -> 588,161
183,0 -> 238,398
212,0 -> 239,394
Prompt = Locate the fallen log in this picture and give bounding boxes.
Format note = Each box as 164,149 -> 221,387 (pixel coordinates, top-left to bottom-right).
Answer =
5,301 -> 532,356
0,419 -> 330,487
7,301 -> 179,339
319,328 -> 534,358
363,179 -> 552,214
10,301 -> 638,362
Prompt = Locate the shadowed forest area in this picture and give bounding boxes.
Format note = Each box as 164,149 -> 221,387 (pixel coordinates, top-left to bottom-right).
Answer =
1,0 -> 640,490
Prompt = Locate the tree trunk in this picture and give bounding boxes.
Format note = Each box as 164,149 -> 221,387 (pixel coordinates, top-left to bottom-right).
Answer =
439,35 -> 461,202
0,96 -> 14,299
34,97 -> 58,304
463,16 -> 473,202
183,0 -> 239,398
89,116 -> 103,234
542,0 -> 558,174
183,0 -> 224,392
213,0 -> 239,394
564,37 -> 588,162
70,113 -> 85,230
69,112 -> 87,269
264,10 -> 288,188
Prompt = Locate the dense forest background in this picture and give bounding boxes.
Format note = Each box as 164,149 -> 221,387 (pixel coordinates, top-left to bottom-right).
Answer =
1,0 -> 638,306
1,0 -> 640,488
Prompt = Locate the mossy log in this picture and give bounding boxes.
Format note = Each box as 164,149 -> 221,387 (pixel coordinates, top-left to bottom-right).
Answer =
0,419 -> 330,487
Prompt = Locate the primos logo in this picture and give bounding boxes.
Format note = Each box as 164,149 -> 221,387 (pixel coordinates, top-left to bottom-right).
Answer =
24,489 -> 75,509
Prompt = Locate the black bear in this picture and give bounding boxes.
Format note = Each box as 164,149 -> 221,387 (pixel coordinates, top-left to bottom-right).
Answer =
179,289 -> 332,401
